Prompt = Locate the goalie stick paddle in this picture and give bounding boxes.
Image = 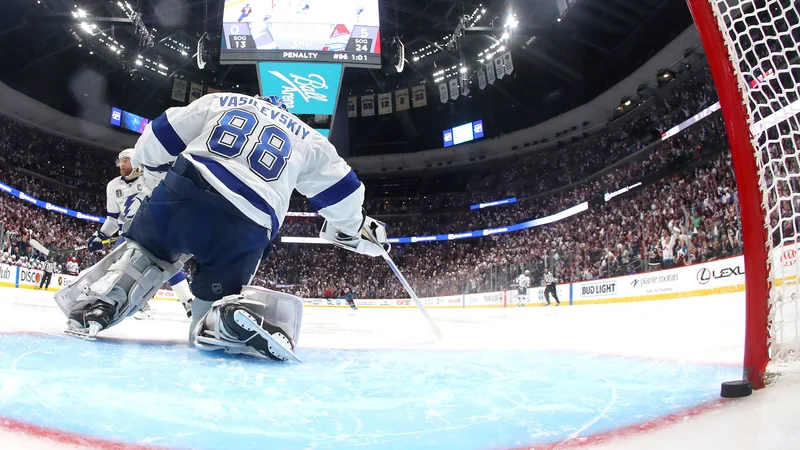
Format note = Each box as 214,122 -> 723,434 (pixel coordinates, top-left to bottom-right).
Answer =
380,250 -> 443,340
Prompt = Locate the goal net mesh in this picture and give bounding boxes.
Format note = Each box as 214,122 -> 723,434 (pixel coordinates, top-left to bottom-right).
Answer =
707,0 -> 800,363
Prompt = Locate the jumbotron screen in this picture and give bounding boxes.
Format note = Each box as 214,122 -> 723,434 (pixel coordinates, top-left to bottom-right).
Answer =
220,0 -> 381,68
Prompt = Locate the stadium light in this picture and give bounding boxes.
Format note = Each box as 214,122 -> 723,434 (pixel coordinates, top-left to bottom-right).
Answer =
501,31 -> 510,40
459,67 -> 467,73
80,22 -> 93,33
76,9 -> 87,18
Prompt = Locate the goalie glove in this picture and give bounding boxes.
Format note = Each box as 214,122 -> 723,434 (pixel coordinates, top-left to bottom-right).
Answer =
319,215 -> 390,257
87,231 -> 109,252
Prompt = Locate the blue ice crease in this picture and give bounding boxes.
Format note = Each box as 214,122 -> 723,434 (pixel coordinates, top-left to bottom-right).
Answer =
0,334 -> 739,449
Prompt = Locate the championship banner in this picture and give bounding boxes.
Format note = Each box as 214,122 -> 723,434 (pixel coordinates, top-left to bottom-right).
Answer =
206,87 -> 222,94
486,61 -> 496,85
395,89 -> 410,111
494,56 -> 506,80
361,94 -> 375,116
478,66 -> 487,90
256,62 -> 344,115
377,92 -> 392,115
503,52 -> 514,75
448,78 -> 459,100
438,83 -> 448,103
460,77 -> 470,97
347,96 -> 357,118
411,85 -> 427,108
171,79 -> 188,102
189,83 -> 204,102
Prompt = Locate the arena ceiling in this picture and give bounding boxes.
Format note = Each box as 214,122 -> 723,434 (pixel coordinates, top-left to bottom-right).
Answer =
0,0 -> 693,153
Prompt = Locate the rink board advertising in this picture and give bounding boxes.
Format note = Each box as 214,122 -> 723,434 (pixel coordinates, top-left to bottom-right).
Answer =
220,0 -> 381,67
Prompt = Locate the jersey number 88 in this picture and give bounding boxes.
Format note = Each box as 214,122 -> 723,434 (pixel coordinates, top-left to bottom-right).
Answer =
206,109 -> 292,182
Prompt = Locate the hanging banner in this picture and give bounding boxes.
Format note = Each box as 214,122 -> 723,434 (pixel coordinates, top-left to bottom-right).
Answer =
347,96 -> 357,118
460,77 -> 470,97
189,83 -> 204,102
206,87 -> 222,94
438,83 -> 449,103
395,89 -> 410,111
486,62 -> 496,85
449,78 -> 459,100
477,66 -> 487,90
411,85 -> 427,108
377,93 -> 392,115
171,79 -> 188,102
503,52 -> 514,75
360,94 -> 375,116
494,56 -> 505,80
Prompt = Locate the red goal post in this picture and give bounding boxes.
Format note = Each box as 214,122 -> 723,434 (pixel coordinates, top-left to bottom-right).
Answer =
686,0 -> 800,388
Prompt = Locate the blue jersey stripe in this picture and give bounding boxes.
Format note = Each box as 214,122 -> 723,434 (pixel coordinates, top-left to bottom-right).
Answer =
191,155 -> 279,240
144,163 -> 172,173
152,113 -> 186,156
308,170 -> 361,211
107,212 -> 120,219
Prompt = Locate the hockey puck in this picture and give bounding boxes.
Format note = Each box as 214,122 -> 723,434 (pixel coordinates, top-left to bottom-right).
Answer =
720,380 -> 752,398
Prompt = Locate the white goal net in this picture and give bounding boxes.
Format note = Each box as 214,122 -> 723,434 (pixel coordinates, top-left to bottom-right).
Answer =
693,0 -> 800,375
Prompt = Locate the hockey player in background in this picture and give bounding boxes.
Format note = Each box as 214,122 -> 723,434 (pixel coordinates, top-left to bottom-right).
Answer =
87,149 -> 194,318
515,270 -> 530,307
543,269 -> 561,306
339,279 -> 356,310
56,93 -> 389,362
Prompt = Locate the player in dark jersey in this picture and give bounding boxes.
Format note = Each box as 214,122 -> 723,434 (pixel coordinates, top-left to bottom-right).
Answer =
339,279 -> 356,310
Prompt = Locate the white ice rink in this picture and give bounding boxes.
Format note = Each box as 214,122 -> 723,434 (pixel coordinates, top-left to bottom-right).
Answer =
0,287 -> 798,449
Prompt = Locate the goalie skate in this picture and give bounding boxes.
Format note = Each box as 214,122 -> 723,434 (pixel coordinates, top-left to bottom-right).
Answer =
232,309 -> 300,362
64,320 -> 102,341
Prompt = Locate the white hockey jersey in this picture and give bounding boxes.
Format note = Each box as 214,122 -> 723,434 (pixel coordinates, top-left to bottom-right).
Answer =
133,93 -> 364,237
99,175 -> 149,237
516,274 -> 530,289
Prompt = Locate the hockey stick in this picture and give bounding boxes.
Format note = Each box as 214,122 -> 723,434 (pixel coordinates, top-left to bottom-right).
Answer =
379,249 -> 442,340
54,237 -> 120,256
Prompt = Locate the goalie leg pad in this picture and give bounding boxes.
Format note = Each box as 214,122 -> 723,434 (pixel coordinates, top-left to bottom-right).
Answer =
55,239 -> 185,333
192,286 -> 303,362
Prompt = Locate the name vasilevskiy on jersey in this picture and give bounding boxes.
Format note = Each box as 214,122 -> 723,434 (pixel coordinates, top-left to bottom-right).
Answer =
218,96 -> 311,140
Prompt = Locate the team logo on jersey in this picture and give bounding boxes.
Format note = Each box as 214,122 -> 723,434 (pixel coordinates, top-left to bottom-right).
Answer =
115,189 -> 123,198
212,283 -> 222,295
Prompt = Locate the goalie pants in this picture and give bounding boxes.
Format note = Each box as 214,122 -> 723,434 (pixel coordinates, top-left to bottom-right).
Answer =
126,157 -> 271,302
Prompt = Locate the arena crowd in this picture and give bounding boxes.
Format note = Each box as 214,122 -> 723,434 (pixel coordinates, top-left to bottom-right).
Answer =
0,65 -> 747,299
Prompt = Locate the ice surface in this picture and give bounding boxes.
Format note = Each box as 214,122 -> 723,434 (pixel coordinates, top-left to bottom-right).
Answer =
0,288 -> 797,449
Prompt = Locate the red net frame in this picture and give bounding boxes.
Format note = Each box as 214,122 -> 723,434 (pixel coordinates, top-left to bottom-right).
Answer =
685,0 -> 770,389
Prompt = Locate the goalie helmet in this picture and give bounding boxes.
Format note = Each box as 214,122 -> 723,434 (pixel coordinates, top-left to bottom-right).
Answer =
255,95 -> 288,112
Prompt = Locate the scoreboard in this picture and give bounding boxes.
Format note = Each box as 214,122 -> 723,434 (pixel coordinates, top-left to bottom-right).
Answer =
220,0 -> 381,68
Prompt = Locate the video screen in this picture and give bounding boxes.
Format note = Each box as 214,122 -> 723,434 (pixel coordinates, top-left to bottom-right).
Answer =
109,107 -> 152,135
443,120 -> 484,148
220,0 -> 382,67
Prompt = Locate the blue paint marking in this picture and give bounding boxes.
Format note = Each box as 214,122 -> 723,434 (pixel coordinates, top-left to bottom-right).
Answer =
0,334 -> 739,449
